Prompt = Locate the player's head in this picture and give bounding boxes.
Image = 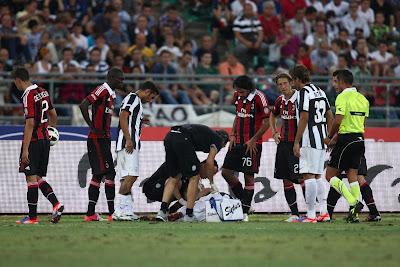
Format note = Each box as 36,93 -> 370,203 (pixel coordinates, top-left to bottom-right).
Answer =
138,80 -> 159,103
233,75 -> 255,97
332,69 -> 354,93
274,72 -> 293,96
289,64 -> 310,90
107,67 -> 124,90
216,129 -> 229,147
199,160 -> 219,179
12,67 -> 30,91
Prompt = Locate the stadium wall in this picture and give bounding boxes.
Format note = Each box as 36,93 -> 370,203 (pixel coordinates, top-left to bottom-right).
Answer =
1,126 -> 399,213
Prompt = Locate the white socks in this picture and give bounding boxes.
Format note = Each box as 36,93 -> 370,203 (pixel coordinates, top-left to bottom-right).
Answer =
115,194 -> 134,215
316,178 -> 328,214
305,178 -> 317,219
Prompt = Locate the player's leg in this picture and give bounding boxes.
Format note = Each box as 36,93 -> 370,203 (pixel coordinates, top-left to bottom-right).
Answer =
157,176 -> 179,221
327,184 -> 342,220
298,147 -> 317,222
316,175 -> 330,222
359,175 -> 381,221
104,175 -> 116,221
221,145 -> 245,199
283,179 -> 300,221
184,175 -> 200,222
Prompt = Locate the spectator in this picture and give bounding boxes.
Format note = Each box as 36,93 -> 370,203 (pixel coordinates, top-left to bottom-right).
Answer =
0,48 -> 13,71
369,41 -> 393,76
338,29 -> 352,47
104,17 -> 130,50
27,20 -> 43,62
112,0 -> 131,32
351,38 -> 370,61
219,52 -> 245,93
341,1 -> 370,40
276,22 -> 301,69
195,52 -> 220,104
370,12 -> 390,46
133,3 -> 157,33
333,54 -> 350,71
157,33 -> 182,63
297,43 -> 312,71
81,47 -> 109,73
289,8 -> 308,40
352,54 -> 372,89
39,31 -> 58,63
57,47 -> 81,74
326,0 -> 349,18
16,0 -> 44,34
306,0 -> 330,14
88,35 -> 110,62
152,50 -> 191,104
43,0 -> 65,15
326,10 -> 340,41
305,19 -> 330,50
279,0 -> 307,20
92,6 -> 116,34
47,14 -> 71,53
195,35 -> 219,67
128,33 -> 155,65
126,48 -> 148,73
71,22 -> 88,53
358,0 -> 375,25
63,0 -> 89,22
33,47 -> 53,74
159,5 -> 184,43
233,3 -> 267,68
310,40 -> 338,75
0,13 -> 30,62
128,15 -> 155,47
177,51 -> 211,105
230,0 -> 257,18
371,0 -> 395,27
258,1 -> 280,45
304,6 -> 318,35
211,0 -> 234,45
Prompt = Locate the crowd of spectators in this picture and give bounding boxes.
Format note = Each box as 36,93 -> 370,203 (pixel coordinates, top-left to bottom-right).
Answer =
0,0 -> 399,111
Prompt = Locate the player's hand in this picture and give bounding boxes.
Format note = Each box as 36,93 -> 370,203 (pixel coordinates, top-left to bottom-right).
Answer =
125,139 -> 134,154
228,135 -> 236,150
245,138 -> 257,157
293,142 -> 300,157
21,149 -> 30,165
273,132 -> 281,145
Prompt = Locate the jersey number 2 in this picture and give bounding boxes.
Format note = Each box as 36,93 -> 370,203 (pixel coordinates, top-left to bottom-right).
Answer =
314,100 -> 326,123
41,100 -> 49,123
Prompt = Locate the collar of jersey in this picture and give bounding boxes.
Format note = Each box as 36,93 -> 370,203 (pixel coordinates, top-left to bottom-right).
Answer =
21,84 -> 38,99
282,90 -> 297,103
343,87 -> 357,93
246,90 -> 256,101
103,82 -> 116,98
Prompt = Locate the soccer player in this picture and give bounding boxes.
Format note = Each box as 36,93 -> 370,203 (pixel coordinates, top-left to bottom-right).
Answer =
156,124 -> 229,222
79,67 -> 124,222
112,81 -> 159,221
13,67 -> 64,224
327,155 -> 381,222
270,73 -> 302,222
291,65 -> 334,223
221,75 -> 270,221
324,69 -> 370,223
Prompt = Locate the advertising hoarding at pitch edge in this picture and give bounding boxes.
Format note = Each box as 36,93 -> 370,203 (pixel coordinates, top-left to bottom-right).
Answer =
0,126 -> 399,213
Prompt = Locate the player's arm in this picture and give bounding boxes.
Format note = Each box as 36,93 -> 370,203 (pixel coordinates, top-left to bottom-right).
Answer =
293,110 -> 308,157
229,115 -> 237,150
79,98 -> 93,129
269,113 -> 280,145
327,114 -> 343,140
246,117 -> 269,156
48,108 -> 57,128
325,95 -> 345,145
205,145 -> 218,184
21,118 -> 34,164
119,110 -> 134,153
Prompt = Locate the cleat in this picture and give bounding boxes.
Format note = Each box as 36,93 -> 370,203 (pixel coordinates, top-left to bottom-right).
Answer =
107,215 -> 113,222
365,214 -> 381,222
50,203 -> 64,224
183,215 -> 194,222
155,210 -> 168,222
84,213 -> 103,222
243,213 -> 249,222
317,212 -> 331,222
16,216 -> 38,225
297,216 -> 317,223
347,201 -> 364,223
285,215 -> 299,223
112,213 -> 139,221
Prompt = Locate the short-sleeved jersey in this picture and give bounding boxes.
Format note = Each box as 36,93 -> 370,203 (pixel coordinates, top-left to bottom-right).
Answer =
232,89 -> 270,145
335,87 -> 369,134
175,124 -> 224,153
296,83 -> 330,149
86,82 -> 116,139
22,84 -> 54,142
272,91 -> 298,143
116,93 -> 143,151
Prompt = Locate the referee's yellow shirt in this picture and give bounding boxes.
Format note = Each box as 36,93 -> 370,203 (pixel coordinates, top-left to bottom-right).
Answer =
335,87 -> 369,134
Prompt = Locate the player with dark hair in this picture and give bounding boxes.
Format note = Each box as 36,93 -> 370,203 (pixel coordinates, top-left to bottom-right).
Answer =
291,65 -> 334,223
221,75 -> 270,221
13,67 -> 64,224
112,81 -> 159,221
270,73 -> 303,222
324,69 -> 370,223
156,124 -> 229,222
79,67 -> 124,222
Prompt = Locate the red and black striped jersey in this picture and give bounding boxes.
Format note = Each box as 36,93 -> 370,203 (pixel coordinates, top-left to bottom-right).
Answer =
22,84 -> 54,142
86,82 -> 116,139
232,89 -> 270,145
272,91 -> 298,143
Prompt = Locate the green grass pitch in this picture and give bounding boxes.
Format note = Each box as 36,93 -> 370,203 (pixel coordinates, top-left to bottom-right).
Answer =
0,214 -> 399,267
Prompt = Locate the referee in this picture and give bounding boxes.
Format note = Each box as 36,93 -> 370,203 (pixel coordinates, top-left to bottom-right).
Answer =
324,69 -> 369,223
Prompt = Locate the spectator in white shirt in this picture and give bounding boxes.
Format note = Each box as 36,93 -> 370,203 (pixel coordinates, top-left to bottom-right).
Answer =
305,19 -> 330,50
289,8 -> 307,39
230,0 -> 257,18
358,0 -> 375,25
57,47 -> 81,74
306,0 -> 330,14
326,0 -> 349,17
71,22 -> 88,52
341,2 -> 370,40
88,35 -> 110,62
369,42 -> 393,76
112,0 -> 131,32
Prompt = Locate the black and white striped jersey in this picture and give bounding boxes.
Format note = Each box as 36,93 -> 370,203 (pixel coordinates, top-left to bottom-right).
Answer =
296,83 -> 330,149
116,93 -> 143,152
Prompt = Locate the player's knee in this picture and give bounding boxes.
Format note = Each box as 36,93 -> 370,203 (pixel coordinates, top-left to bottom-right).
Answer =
357,175 -> 367,186
283,179 -> 294,188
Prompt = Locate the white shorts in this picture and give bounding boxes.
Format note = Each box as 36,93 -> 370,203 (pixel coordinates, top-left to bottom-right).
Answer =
299,147 -> 325,175
116,149 -> 139,178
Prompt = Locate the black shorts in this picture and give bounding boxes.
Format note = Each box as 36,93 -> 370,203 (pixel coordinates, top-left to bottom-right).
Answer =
164,131 -> 200,179
87,138 -> 115,179
328,133 -> 365,172
19,140 -> 50,177
143,175 -> 189,202
274,142 -> 300,182
222,143 -> 262,174
338,155 -> 367,178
